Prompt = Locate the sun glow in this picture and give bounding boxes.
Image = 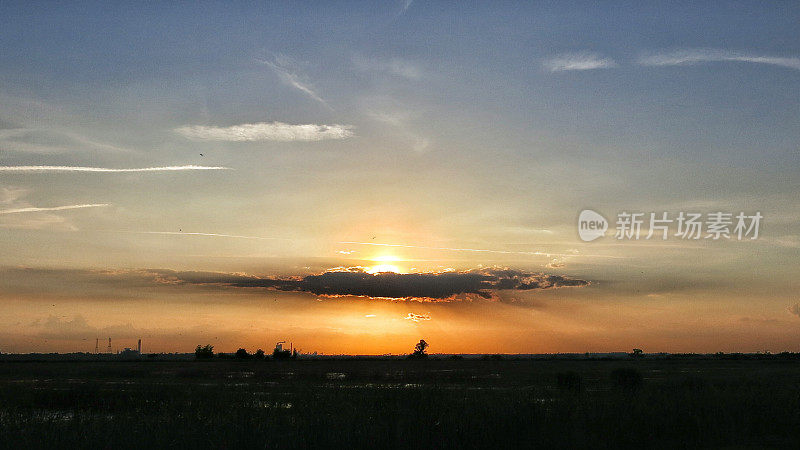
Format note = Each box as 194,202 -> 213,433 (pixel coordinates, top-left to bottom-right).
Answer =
370,255 -> 400,262
366,264 -> 402,274
366,255 -> 403,274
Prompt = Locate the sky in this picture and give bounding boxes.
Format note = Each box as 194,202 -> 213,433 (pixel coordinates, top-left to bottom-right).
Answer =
0,1 -> 798,355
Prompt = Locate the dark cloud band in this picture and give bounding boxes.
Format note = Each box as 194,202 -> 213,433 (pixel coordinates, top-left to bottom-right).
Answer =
147,267 -> 590,300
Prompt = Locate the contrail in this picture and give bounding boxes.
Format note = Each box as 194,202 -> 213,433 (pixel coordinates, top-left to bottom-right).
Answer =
126,231 -> 292,241
0,203 -> 109,214
0,165 -> 230,172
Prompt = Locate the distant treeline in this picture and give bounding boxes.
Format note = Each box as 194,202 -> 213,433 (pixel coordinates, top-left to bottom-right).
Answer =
2,351 -> 799,362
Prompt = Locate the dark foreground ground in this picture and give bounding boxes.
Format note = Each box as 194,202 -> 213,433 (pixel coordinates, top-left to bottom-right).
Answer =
0,358 -> 798,449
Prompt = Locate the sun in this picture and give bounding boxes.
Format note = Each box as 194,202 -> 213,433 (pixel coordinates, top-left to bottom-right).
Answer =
366,264 -> 401,274
366,255 -> 403,274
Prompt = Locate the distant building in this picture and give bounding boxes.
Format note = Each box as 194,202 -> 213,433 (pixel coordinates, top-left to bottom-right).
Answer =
119,347 -> 140,358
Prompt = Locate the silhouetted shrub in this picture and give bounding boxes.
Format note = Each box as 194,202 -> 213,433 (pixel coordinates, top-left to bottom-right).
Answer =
194,344 -> 214,359
610,367 -> 643,390
235,348 -> 250,359
408,339 -> 429,359
556,371 -> 583,392
254,349 -> 265,360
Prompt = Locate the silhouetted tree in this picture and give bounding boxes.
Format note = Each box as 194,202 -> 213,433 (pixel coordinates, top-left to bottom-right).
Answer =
630,348 -> 643,358
235,348 -> 250,359
195,344 -> 214,359
409,339 -> 429,359
254,349 -> 265,360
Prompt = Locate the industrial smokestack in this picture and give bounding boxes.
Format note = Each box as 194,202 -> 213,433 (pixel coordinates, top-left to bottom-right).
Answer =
137,339 -> 141,354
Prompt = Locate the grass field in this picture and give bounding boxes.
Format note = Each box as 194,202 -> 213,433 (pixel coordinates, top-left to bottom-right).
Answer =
1,358 -> 799,449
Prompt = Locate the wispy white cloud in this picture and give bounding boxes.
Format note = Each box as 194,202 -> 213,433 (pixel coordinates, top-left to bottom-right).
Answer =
412,137 -> 430,153
175,122 -> 354,142
0,213 -> 73,230
0,165 -> 229,172
543,52 -> 617,72
353,55 -> 422,79
362,97 -> 430,152
404,312 -> 430,322
0,203 -> 109,215
255,54 -> 329,106
639,49 -> 800,71
0,128 -> 133,154
0,186 -> 28,204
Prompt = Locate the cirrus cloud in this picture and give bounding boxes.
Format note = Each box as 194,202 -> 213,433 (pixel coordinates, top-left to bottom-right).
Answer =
543,52 -> 617,72
639,49 -> 800,71
353,55 -> 422,79
254,54 -> 330,107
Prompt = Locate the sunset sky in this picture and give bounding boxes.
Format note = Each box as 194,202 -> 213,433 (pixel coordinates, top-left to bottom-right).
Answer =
1,2 -> 798,355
